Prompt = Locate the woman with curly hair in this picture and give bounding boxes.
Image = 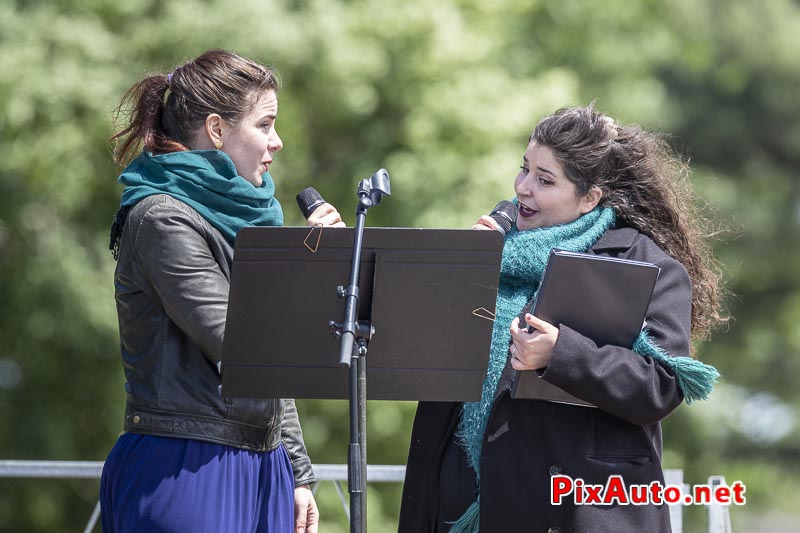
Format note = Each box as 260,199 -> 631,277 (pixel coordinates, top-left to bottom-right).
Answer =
400,104 -> 726,533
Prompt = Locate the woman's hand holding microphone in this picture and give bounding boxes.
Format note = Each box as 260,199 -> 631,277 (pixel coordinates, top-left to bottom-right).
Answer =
296,187 -> 346,227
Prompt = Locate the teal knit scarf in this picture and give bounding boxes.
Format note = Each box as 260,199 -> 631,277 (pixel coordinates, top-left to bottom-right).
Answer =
450,206 -> 719,533
118,150 -> 284,244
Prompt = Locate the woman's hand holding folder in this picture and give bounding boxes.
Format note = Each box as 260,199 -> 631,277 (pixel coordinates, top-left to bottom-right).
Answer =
509,313 -> 559,371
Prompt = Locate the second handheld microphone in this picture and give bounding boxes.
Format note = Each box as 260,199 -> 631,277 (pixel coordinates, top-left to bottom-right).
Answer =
490,200 -> 518,235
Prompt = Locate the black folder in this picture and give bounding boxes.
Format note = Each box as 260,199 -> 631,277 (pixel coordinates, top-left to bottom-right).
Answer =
510,249 -> 660,406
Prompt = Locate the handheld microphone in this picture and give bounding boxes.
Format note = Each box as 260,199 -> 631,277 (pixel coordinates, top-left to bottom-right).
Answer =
489,200 -> 518,235
296,187 -> 326,219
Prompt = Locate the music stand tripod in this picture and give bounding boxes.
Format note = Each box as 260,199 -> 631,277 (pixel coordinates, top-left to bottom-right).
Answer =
327,169 -> 391,533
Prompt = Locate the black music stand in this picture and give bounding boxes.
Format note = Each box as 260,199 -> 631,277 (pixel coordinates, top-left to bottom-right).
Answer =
221,226 -> 503,529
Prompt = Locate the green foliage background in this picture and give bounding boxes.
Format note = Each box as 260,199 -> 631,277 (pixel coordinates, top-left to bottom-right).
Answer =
2,0 -> 799,531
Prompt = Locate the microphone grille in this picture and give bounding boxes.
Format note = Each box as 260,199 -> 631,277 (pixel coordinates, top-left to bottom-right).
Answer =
296,187 -> 326,219
490,200 -> 518,235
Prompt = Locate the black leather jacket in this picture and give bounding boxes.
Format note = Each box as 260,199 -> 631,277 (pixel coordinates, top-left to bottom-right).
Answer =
114,194 -> 315,486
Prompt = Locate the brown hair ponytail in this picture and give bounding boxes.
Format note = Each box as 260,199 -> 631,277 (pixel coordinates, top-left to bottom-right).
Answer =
110,74 -> 187,166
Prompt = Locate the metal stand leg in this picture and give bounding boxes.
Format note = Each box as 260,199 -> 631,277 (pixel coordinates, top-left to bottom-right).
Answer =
330,169 -> 390,533
84,500 -> 101,533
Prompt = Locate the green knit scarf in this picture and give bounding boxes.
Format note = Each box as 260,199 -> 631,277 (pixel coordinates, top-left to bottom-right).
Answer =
450,206 -> 719,533
117,150 -> 284,244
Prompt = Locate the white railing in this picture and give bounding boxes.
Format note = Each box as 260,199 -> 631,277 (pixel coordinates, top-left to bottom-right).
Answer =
0,460 -> 405,532
0,461 -> 731,533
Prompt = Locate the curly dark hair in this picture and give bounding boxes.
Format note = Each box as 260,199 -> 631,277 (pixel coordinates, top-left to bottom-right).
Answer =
531,104 -> 728,341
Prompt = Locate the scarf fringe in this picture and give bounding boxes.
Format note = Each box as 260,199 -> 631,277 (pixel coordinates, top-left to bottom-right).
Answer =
448,499 -> 480,533
633,330 -> 719,403
108,205 -> 132,261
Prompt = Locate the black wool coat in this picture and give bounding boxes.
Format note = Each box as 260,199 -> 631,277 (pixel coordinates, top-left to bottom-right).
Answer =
398,227 -> 691,533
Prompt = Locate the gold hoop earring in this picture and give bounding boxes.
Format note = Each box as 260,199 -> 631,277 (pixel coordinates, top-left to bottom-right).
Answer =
214,138 -> 223,149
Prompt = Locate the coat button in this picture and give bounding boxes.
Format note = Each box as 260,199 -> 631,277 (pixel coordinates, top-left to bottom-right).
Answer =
132,415 -> 141,424
547,528 -> 561,533
549,465 -> 562,476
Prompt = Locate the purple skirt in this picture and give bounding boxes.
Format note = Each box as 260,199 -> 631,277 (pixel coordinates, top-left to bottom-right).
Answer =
100,433 -> 294,533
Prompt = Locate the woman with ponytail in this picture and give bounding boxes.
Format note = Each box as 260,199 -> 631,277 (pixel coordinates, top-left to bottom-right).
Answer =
399,104 -> 727,532
101,49 -> 342,533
